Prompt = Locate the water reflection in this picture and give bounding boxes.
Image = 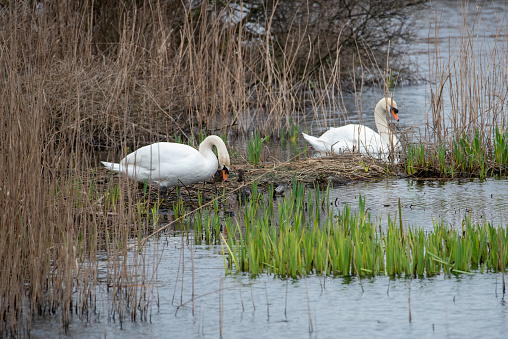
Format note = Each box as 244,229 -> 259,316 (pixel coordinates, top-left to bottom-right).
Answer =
31,235 -> 508,339
330,178 -> 508,230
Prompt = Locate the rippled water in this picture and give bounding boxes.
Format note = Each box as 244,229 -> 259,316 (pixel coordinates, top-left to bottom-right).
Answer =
31,234 -> 508,339
331,178 -> 508,230
30,177 -> 508,339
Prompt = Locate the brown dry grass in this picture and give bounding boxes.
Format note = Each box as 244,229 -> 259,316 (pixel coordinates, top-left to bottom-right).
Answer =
0,3 -> 161,334
235,154 -> 393,185
412,1 -> 508,149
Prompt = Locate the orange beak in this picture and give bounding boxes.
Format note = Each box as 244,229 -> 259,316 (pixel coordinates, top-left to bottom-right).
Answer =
222,166 -> 229,181
391,108 -> 399,122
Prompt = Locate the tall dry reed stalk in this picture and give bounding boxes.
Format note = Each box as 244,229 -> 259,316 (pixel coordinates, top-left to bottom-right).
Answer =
0,2 -> 159,335
400,1 -> 508,177
426,1 -> 508,149
0,0 -> 416,150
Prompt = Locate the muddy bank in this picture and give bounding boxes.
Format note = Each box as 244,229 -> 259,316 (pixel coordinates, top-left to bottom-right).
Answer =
97,153 -> 399,214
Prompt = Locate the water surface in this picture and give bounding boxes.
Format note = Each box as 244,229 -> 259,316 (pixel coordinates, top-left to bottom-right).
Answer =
31,235 -> 508,339
331,178 -> 508,230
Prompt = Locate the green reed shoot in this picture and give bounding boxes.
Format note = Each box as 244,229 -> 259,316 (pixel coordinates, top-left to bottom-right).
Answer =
105,183 -> 120,212
247,131 -> 268,165
405,144 -> 427,175
437,144 -> 448,176
495,127 -> 508,173
281,118 -> 299,146
288,123 -> 299,143
151,203 -> 160,226
404,128 -> 508,178
174,134 -> 183,144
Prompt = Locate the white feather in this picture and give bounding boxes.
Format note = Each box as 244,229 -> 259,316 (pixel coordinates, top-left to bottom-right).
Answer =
102,135 -> 230,187
303,98 -> 400,159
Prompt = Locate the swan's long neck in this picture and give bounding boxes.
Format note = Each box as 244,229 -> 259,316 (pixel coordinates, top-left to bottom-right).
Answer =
199,136 -> 231,167
374,103 -> 398,148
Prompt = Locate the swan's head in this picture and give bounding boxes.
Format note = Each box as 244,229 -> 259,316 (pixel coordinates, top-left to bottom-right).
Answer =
215,138 -> 231,181
376,97 -> 399,122
200,135 -> 232,181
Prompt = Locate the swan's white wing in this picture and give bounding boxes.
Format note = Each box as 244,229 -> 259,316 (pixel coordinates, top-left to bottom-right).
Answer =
303,97 -> 400,159
319,125 -> 386,154
119,143 -> 215,186
121,143 -> 195,168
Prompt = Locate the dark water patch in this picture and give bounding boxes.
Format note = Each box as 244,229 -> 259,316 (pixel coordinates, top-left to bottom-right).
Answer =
330,177 -> 508,230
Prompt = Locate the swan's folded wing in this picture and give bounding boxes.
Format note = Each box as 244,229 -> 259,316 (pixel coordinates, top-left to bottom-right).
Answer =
121,143 -> 196,169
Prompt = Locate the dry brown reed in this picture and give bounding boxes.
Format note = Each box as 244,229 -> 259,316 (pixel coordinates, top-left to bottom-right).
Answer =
237,153 -> 393,185
396,2 -> 508,178
415,1 -> 508,152
0,2 -> 159,335
0,1 -> 419,152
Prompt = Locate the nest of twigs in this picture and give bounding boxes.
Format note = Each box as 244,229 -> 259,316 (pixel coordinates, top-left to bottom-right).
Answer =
94,153 -> 400,231
235,153 -> 395,185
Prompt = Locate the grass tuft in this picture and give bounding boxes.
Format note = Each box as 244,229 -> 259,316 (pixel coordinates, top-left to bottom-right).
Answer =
247,131 -> 269,166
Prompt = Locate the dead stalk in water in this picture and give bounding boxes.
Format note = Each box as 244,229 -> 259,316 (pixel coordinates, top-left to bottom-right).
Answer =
304,278 -> 313,334
499,234 -> 506,298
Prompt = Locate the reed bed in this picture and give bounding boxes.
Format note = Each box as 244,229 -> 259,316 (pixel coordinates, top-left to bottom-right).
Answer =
401,2 -> 508,178
3,0 -> 412,332
3,0 -> 418,149
221,181 -> 508,278
404,127 -> 508,178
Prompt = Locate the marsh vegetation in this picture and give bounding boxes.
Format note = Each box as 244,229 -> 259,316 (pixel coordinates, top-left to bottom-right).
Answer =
1,0 -> 508,336
220,181 -> 508,278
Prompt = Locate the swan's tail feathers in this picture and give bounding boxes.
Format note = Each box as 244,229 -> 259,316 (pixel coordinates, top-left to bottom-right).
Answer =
302,133 -> 329,153
302,132 -> 321,145
301,132 -> 312,141
101,161 -> 121,173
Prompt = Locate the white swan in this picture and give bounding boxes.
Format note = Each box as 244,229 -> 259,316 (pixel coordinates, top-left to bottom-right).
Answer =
302,97 -> 400,157
101,135 -> 231,187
